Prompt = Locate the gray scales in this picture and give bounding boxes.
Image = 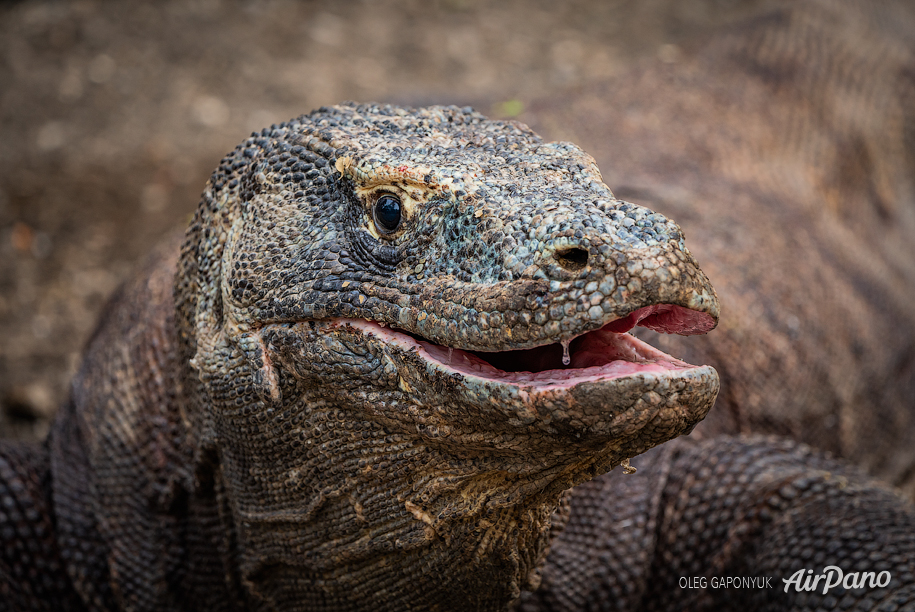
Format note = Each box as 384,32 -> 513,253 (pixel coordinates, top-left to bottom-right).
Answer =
3,2 -> 915,611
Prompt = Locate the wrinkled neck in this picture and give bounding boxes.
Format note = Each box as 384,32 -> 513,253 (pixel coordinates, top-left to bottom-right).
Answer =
212,402 -> 570,611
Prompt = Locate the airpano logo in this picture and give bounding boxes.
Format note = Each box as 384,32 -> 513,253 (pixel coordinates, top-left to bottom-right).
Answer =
782,566 -> 892,593
679,567 -> 892,594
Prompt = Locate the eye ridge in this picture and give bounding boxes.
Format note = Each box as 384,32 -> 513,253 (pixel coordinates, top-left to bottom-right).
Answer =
373,193 -> 402,234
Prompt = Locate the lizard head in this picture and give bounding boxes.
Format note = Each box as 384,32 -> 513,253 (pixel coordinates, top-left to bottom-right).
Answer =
176,103 -> 719,609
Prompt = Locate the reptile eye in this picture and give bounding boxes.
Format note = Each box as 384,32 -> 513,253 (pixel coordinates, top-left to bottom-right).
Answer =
373,194 -> 402,234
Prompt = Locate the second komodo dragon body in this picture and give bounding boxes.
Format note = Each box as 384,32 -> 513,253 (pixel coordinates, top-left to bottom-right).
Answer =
56,104 -> 720,611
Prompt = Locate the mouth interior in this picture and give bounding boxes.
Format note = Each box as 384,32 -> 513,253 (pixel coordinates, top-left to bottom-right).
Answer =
471,331 -> 630,373
385,303 -> 715,387
465,303 -> 710,373
468,304 -> 710,373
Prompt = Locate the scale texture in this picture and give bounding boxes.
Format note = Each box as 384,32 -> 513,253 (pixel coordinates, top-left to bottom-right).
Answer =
3,0 -> 915,610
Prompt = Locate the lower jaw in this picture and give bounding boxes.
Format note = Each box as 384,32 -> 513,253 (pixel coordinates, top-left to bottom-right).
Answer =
257,317 -> 719,453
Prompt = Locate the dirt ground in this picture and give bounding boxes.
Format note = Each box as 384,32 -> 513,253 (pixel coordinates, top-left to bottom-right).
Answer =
0,0 -> 769,440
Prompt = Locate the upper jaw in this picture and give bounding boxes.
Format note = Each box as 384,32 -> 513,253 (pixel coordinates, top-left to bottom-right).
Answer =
364,267 -> 719,354
250,241 -> 721,356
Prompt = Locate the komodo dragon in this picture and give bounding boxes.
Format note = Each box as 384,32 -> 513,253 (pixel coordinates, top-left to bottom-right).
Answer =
3,4 -> 915,612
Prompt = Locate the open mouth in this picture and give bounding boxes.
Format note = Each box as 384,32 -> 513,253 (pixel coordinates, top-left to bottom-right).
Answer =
341,304 -> 715,391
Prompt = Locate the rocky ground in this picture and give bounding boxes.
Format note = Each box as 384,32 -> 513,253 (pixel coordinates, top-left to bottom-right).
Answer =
0,0 -> 767,440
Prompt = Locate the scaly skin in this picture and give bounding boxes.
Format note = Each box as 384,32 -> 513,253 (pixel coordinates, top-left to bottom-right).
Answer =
519,436 -> 915,611
3,2 -> 915,608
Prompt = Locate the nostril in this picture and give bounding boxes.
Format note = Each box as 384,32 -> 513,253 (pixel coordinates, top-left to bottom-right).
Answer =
554,247 -> 589,271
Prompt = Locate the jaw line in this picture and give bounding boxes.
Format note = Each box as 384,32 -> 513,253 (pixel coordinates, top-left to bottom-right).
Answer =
323,307 -> 711,393
245,304 -> 719,454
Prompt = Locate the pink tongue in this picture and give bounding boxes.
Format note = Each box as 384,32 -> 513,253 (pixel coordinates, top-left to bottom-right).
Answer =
604,304 -> 715,335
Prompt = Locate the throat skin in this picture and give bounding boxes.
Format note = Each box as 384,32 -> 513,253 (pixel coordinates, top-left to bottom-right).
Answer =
224,402 -> 567,611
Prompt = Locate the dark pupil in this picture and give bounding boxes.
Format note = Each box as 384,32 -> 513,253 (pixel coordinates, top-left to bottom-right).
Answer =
374,195 -> 402,233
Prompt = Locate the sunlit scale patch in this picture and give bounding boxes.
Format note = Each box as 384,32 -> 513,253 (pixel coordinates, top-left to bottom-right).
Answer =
330,304 -> 713,391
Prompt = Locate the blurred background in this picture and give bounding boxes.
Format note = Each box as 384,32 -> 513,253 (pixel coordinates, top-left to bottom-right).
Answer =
0,0 -> 774,440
